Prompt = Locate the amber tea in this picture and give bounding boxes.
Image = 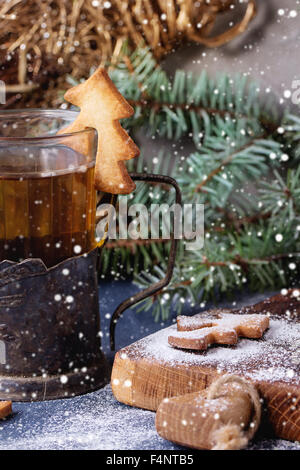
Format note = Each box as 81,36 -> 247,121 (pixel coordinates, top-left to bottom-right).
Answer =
0,145 -> 97,267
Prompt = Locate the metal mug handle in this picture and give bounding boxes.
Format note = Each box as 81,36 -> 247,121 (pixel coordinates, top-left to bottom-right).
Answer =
109,172 -> 182,350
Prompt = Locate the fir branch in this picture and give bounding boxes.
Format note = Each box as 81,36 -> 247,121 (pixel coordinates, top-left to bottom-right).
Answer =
134,221 -> 300,318
105,238 -> 170,251
109,47 -> 280,147
259,167 -> 300,222
88,47 -> 300,320
194,134 -> 267,193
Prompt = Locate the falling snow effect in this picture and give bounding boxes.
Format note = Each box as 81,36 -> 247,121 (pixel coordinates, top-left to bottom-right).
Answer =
0,0 -> 299,451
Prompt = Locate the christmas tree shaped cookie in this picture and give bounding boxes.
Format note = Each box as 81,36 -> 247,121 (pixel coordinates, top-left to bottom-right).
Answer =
62,68 -> 139,194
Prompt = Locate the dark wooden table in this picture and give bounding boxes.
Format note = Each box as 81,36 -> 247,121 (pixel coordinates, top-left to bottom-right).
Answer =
0,281 -> 299,450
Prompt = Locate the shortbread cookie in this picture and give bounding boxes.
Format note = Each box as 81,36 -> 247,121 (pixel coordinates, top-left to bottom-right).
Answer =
168,313 -> 269,350
61,68 -> 139,194
0,401 -> 12,419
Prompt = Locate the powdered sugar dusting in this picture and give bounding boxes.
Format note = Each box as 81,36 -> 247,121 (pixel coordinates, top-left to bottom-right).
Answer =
171,325 -> 237,339
127,319 -> 300,385
0,385 -> 178,450
177,312 -> 265,330
1,385 -> 299,450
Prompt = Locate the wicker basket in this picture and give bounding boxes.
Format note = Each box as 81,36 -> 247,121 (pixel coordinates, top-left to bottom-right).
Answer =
0,0 -> 256,108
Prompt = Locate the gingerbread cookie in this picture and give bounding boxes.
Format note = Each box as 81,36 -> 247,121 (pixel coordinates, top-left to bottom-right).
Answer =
168,313 -> 269,350
61,68 -> 139,194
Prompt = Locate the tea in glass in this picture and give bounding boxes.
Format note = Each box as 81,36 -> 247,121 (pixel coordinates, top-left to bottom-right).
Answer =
0,110 -> 97,267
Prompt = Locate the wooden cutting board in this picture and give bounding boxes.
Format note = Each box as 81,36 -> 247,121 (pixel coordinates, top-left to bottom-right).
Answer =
111,291 -> 300,442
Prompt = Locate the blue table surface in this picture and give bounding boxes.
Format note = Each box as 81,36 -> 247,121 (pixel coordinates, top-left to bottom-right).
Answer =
0,281 -> 299,450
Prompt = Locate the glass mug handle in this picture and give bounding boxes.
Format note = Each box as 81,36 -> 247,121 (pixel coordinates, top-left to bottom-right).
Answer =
109,172 -> 182,351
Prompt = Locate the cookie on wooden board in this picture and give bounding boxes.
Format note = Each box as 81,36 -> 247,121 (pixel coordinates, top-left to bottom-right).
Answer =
111,290 -> 300,441
169,313 -> 269,350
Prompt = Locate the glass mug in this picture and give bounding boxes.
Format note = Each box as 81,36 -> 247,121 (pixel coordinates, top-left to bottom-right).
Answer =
0,109 -> 180,400
0,109 -> 101,267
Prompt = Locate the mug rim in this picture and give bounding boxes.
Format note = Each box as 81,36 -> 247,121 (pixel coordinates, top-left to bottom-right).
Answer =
0,108 -> 94,142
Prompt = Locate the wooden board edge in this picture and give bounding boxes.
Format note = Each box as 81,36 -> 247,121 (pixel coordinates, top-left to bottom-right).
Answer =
111,351 -> 300,442
111,350 -> 136,406
111,349 -> 221,410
